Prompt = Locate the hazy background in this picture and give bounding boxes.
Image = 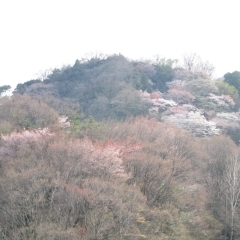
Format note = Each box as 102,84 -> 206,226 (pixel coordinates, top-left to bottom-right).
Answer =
1,0 -> 239,89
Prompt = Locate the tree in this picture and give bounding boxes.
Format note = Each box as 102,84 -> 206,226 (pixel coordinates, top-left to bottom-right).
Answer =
216,81 -> 239,100
35,68 -> 53,81
165,81 -> 195,104
0,94 -> 59,131
124,126 -> 196,207
224,151 -> 240,240
183,53 -> 215,78
224,71 -> 240,93
204,136 -> 240,240
81,179 -> 146,239
0,85 -> 11,95
151,57 -> 176,92
185,78 -> 218,110
14,80 -> 42,94
110,88 -> 151,120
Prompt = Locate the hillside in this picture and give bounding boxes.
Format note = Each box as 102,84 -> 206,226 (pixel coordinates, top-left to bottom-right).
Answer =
1,54 -> 240,239
13,54 -> 240,142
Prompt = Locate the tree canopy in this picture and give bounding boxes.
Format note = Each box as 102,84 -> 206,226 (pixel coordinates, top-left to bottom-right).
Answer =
3,53 -> 240,239
0,85 -> 11,95
224,71 -> 240,93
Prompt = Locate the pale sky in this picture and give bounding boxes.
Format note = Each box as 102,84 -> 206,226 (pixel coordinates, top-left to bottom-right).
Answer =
1,0 -> 240,90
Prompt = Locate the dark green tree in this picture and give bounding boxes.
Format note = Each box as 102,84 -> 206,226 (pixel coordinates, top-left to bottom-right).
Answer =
151,58 -> 176,92
14,79 -> 41,94
0,85 -> 11,95
224,71 -> 240,93
216,81 -> 239,100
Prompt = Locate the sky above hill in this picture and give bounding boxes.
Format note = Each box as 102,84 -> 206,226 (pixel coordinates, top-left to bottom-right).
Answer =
1,0 -> 240,90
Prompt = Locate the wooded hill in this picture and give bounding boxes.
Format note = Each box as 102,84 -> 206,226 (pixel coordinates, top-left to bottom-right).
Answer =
1,54 -> 240,239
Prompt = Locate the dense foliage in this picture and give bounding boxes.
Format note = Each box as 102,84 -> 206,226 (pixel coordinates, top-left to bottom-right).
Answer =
224,71 -> 240,94
1,53 -> 240,239
14,55 -> 176,120
0,85 -> 11,95
1,114 -> 240,240
0,94 -> 59,133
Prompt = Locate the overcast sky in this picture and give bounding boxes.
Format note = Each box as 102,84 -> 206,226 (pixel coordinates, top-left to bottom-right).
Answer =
1,0 -> 240,89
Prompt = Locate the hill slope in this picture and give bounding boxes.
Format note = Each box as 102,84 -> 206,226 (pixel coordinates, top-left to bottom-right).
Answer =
13,54 -> 240,142
1,54 -> 240,239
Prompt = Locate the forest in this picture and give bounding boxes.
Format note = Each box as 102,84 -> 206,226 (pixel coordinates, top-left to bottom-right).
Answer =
1,53 -> 240,239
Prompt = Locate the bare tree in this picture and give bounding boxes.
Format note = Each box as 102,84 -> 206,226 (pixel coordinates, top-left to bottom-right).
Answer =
35,68 -> 53,81
204,136 -> 240,240
183,53 -> 201,72
224,151 -> 240,240
183,53 -> 215,78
